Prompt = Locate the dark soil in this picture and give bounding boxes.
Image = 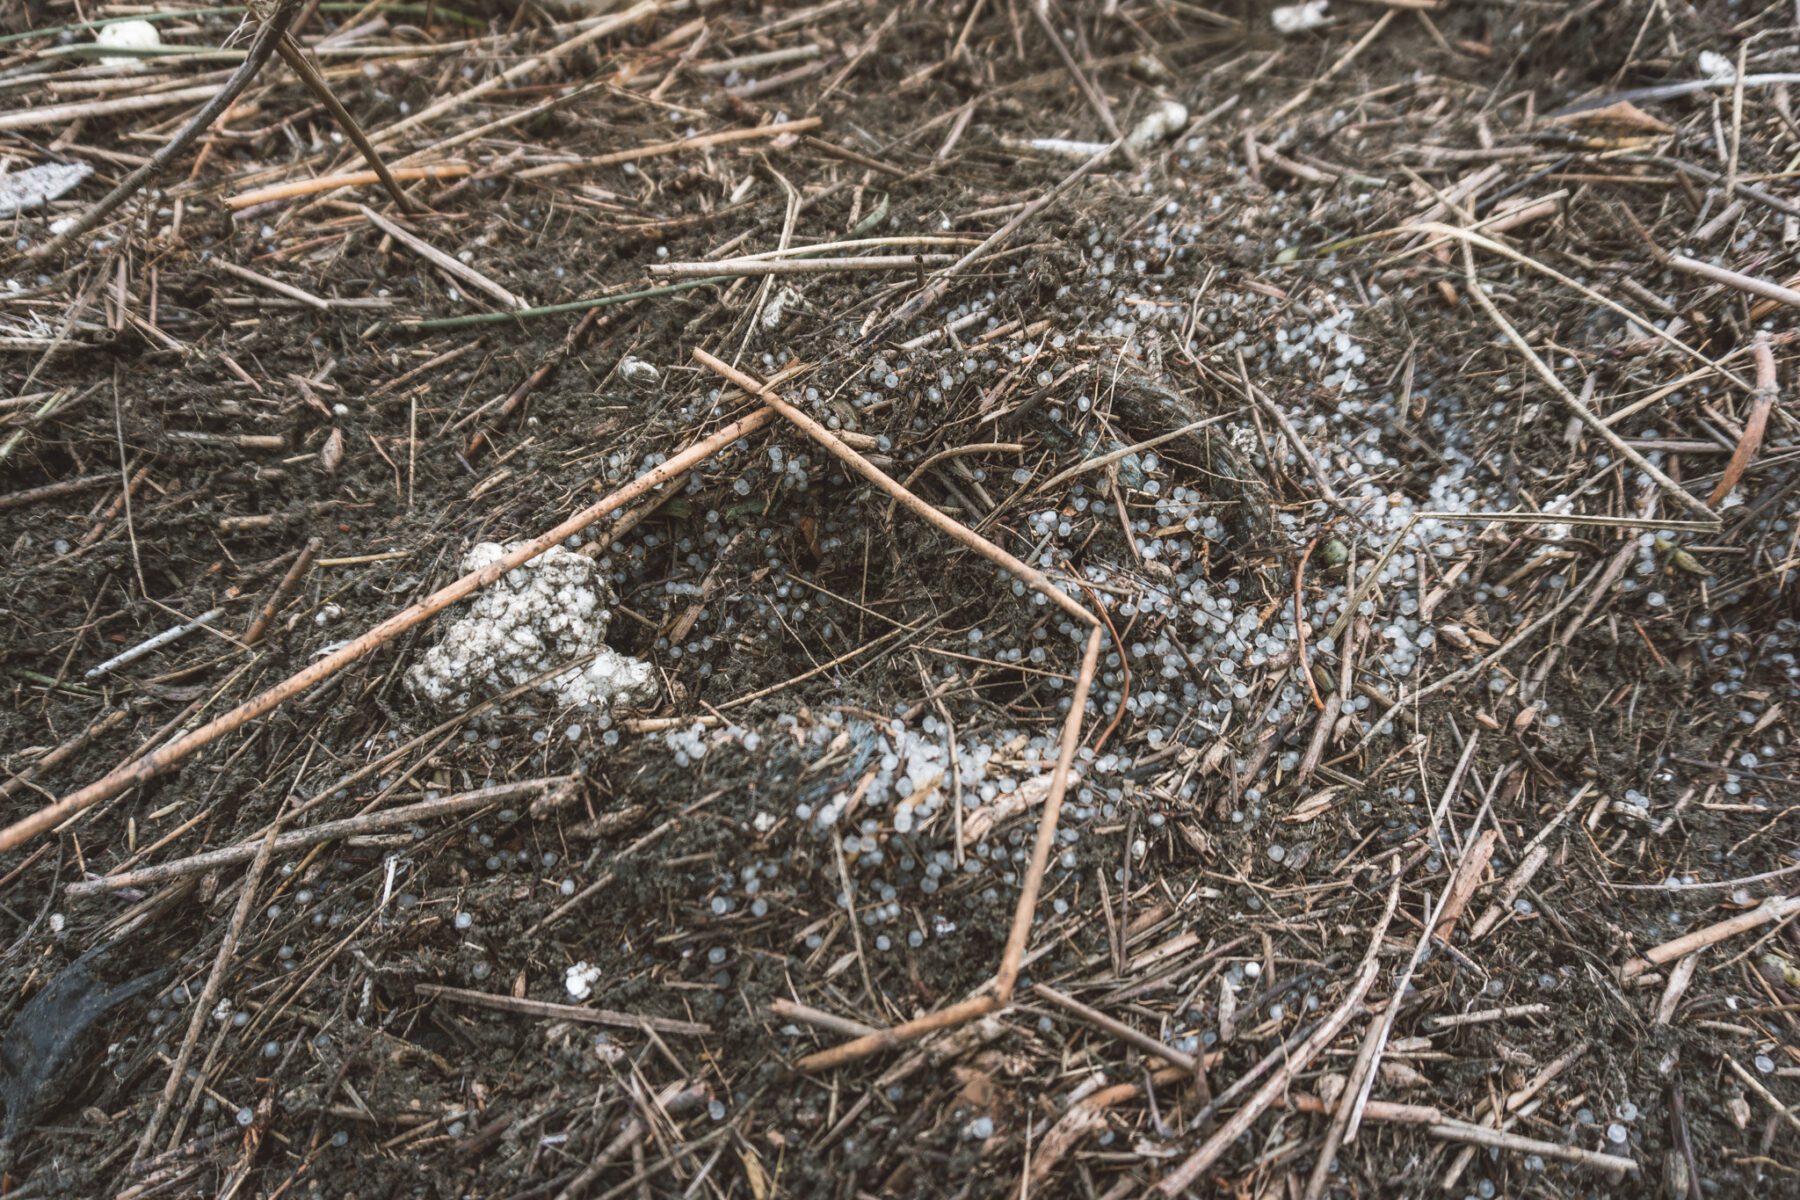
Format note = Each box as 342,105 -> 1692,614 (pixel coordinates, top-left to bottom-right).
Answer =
1,1 -> 1797,1197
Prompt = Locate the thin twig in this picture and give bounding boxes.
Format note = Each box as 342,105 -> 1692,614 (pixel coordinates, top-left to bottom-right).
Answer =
1159,872 -> 1401,1195
83,607 -> 228,681
65,777 -> 571,897
1459,242 -> 1716,522
517,115 -> 822,179
547,1081 -> 708,1200
416,984 -> 710,1036
1025,0 -> 1135,166
132,788 -> 290,1167
873,136 -> 1124,338
651,254 -> 957,278
1708,333 -> 1778,505
1033,983 -> 1197,1072
359,205 -> 525,308
242,537 -> 321,646
272,34 -> 416,211
377,278 -> 722,332
1724,1056 -> 1800,1137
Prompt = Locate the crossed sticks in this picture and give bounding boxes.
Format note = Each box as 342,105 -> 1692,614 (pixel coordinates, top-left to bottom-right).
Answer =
5,349 -> 1104,1074
29,0 -> 412,262
691,350 -> 1103,1070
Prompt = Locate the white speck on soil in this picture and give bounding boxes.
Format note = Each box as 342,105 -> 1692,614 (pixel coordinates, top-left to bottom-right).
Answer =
564,961 -> 602,1001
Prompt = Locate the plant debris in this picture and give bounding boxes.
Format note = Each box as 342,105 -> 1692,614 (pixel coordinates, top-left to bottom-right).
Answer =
0,0 -> 1796,1195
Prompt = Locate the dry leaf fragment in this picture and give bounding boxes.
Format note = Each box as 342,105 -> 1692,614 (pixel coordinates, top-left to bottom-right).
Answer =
1669,547 -> 1711,576
1464,625 -> 1501,648
1548,100 -> 1674,134
1434,829 -> 1498,941
1380,1061 -> 1431,1090
320,427 -> 345,474
1286,786 -> 1343,823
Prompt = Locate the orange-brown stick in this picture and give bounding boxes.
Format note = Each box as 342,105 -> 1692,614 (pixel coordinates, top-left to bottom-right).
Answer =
692,348 -> 1104,1069
0,408 -> 774,853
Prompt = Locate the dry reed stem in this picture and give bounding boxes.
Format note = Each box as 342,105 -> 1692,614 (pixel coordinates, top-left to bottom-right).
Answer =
1429,1117 -> 1636,1175
1285,1095 -> 1443,1124
796,995 -> 1003,1070
226,163 -> 471,209
996,625 -> 1101,999
1671,254 -> 1800,310
1291,1095 -> 1636,1174
0,84 -> 227,134
768,998 -> 880,1039
1620,894 -> 1800,981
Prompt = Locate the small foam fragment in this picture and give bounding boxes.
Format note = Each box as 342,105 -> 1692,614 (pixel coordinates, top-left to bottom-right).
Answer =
564,962 -> 602,1001
1271,1 -> 1329,35
407,542 -> 657,711
95,19 -> 160,69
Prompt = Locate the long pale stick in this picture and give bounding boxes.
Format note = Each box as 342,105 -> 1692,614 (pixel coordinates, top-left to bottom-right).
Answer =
0,409 -> 774,853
